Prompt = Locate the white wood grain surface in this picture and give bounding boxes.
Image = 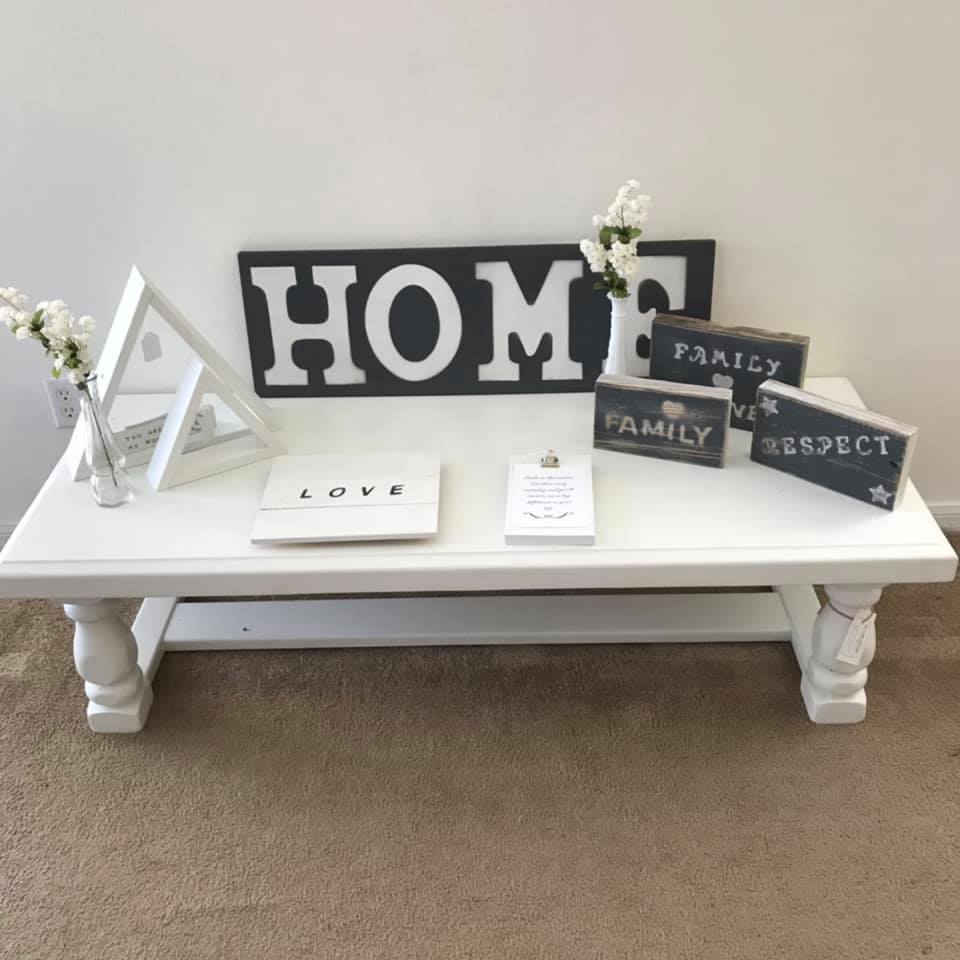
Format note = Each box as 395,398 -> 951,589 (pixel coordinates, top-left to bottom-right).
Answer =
0,378 -> 955,598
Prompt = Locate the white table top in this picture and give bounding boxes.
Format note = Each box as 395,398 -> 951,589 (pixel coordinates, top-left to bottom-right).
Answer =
0,378 -> 955,598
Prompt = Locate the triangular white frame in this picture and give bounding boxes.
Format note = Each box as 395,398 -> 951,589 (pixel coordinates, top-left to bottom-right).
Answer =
145,355 -> 283,490
66,266 -> 282,487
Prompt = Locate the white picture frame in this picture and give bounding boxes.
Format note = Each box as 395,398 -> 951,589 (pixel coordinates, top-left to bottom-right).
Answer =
66,266 -> 283,489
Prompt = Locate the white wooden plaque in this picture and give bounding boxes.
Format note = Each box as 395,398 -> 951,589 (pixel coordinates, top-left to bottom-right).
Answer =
251,453 -> 441,545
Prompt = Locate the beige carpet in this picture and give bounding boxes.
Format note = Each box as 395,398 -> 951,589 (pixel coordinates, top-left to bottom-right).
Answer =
1,546 -> 958,960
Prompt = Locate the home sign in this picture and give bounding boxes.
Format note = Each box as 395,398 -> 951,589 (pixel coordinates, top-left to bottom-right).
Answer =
238,242 -> 715,397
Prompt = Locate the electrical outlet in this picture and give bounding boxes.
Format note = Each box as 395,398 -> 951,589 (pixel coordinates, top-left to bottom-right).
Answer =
43,378 -> 80,429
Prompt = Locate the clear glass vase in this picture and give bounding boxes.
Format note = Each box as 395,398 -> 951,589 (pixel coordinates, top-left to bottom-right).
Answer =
76,375 -> 133,507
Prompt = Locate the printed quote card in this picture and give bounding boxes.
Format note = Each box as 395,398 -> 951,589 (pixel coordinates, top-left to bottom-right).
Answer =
504,454 -> 595,545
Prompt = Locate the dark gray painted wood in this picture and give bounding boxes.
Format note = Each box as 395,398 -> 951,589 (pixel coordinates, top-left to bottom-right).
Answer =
238,242 -> 716,397
750,382 -> 917,510
594,375 -> 731,468
649,314 -> 809,431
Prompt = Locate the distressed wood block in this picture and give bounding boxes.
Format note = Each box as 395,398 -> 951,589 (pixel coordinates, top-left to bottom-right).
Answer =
594,374 -> 732,468
649,314 -> 809,430
750,380 -> 918,510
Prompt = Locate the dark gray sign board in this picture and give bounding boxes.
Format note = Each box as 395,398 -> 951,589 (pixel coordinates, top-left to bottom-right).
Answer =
594,374 -> 732,468
750,380 -> 917,510
238,241 -> 715,397
649,314 -> 808,430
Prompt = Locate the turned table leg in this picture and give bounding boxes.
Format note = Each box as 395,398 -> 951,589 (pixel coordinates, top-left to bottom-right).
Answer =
63,599 -> 154,733
798,583 -> 883,724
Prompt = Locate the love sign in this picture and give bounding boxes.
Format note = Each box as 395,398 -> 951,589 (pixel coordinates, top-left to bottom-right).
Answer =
238,242 -> 715,397
251,453 -> 441,543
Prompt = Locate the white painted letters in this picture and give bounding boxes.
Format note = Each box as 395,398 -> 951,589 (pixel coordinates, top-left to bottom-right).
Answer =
365,265 -> 463,382
250,265 -> 366,387
477,261 -> 583,381
761,433 -> 898,458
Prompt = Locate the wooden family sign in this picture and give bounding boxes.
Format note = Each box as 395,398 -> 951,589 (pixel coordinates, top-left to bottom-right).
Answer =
594,374 -> 732,468
649,314 -> 809,430
238,242 -> 715,397
750,381 -> 918,510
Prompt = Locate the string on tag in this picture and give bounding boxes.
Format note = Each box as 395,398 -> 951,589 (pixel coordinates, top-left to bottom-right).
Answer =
833,607 -> 876,667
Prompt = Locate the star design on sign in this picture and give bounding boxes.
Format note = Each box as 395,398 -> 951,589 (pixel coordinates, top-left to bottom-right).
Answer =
758,396 -> 779,415
868,484 -> 893,506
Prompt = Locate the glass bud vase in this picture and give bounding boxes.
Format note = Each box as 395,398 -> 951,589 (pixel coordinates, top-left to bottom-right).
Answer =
76,375 -> 133,507
604,292 -> 630,377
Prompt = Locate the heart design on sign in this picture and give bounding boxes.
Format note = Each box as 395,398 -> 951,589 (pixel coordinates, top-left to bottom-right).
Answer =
712,373 -> 734,389
662,400 -> 686,419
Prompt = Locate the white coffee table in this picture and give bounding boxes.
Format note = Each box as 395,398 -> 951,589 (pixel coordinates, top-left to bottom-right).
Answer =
0,378 -> 955,732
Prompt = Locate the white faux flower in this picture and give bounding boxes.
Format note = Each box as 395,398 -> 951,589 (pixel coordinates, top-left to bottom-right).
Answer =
1,306 -> 23,329
4,284 -> 97,382
45,311 -> 72,339
0,287 -> 28,310
606,239 -> 641,282
598,182 -> 651,230
579,239 -> 609,274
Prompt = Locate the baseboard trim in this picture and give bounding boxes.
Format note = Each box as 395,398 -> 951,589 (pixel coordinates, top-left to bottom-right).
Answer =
930,502 -> 960,532
0,523 -> 14,550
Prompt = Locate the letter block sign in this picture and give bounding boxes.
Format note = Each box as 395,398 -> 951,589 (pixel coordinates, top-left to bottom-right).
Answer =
238,242 -> 715,397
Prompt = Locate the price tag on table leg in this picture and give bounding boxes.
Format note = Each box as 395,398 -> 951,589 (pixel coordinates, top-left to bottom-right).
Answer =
834,609 -> 875,667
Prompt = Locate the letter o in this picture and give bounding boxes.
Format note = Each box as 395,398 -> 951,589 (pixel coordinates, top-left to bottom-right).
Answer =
364,265 -> 462,382
329,487 -> 346,498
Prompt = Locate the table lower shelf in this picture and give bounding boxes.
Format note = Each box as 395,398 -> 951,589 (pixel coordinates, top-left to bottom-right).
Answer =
70,584 -> 866,732
148,592 -> 796,654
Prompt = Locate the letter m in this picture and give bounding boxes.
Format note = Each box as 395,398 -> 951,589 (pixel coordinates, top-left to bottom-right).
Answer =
476,261 -> 583,381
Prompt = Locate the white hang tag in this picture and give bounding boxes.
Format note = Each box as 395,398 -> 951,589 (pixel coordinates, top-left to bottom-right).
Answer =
141,331 -> 163,362
834,609 -> 875,667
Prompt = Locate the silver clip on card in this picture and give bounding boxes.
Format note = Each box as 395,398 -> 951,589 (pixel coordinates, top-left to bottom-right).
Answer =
540,450 -> 560,468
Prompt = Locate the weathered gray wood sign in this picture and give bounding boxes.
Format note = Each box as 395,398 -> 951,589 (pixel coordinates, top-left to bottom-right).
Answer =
750,381 -> 918,510
594,374 -> 732,468
649,314 -> 809,430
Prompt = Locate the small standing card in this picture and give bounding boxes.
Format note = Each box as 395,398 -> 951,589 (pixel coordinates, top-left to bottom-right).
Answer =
504,453 -> 595,545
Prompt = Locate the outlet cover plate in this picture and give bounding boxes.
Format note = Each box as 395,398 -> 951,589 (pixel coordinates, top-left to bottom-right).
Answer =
44,378 -> 80,429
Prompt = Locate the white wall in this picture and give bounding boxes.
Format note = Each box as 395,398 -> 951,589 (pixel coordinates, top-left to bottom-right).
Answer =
2,0 -> 958,527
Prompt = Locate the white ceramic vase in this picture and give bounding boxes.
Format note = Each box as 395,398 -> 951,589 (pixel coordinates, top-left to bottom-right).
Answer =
604,293 -> 630,377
